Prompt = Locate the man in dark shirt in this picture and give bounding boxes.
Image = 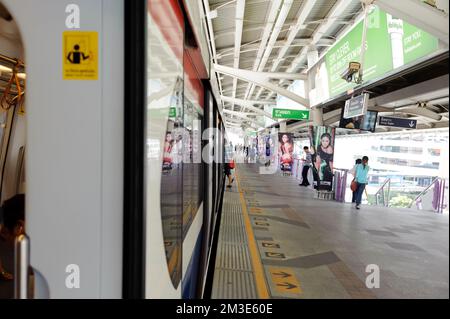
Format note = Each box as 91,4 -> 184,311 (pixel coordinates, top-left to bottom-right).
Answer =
300,146 -> 312,186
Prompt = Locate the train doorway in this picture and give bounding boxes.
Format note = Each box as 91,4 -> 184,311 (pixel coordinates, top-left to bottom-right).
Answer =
0,1 -> 26,299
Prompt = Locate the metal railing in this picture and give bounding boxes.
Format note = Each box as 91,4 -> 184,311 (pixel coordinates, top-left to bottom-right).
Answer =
410,177 -> 447,213
334,168 -> 349,203
14,234 -> 30,299
374,178 -> 391,207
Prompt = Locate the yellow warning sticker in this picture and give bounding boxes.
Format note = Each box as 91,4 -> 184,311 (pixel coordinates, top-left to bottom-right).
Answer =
63,31 -> 98,80
269,267 -> 302,294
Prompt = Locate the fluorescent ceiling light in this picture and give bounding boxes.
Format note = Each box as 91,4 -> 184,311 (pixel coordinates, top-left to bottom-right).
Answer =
0,65 -> 12,73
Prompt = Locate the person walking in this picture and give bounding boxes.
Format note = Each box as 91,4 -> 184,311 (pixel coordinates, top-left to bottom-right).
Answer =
350,158 -> 362,203
354,156 -> 370,210
224,159 -> 235,188
299,146 -> 312,186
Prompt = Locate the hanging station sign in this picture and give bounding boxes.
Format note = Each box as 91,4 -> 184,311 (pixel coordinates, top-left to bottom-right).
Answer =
343,93 -> 369,119
378,116 -> 417,129
272,108 -> 310,120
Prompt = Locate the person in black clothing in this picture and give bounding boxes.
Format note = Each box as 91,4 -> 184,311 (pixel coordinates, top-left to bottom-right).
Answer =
315,133 -> 334,186
299,146 -> 312,186
0,194 -> 25,283
351,158 -> 362,203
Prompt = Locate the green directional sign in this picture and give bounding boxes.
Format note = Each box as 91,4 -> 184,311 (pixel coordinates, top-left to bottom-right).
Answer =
272,108 -> 310,120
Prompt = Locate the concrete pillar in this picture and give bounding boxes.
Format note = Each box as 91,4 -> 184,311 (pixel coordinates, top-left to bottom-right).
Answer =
307,48 -> 319,69
311,107 -> 323,126
279,121 -> 287,133
270,127 -> 278,135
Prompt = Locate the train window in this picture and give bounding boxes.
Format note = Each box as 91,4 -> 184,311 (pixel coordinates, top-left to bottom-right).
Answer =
182,99 -> 202,239
160,84 -> 183,288
146,0 -> 184,291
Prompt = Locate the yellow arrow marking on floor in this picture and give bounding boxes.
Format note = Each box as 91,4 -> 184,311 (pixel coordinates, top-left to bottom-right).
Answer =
262,242 -> 280,249
253,217 -> 267,221
269,267 -> 302,295
265,252 -> 285,259
249,207 -> 262,214
255,221 -> 270,226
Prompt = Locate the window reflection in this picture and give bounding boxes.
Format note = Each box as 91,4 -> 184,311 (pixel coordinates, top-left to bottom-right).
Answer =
147,1 -> 184,289
182,99 -> 202,239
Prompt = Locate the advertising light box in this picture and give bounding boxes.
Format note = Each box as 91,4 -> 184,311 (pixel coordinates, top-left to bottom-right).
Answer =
325,7 -> 393,97
308,5 -> 441,106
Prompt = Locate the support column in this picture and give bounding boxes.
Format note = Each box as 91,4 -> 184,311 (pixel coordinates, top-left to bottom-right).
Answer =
307,49 -> 322,127
311,107 -> 323,126
279,121 -> 287,133
307,48 -> 319,69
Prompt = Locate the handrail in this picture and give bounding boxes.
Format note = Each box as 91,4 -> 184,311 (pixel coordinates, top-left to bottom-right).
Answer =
374,178 -> 390,196
374,178 -> 391,207
14,234 -> 30,299
333,168 -> 349,203
0,53 -> 25,68
409,176 -> 439,208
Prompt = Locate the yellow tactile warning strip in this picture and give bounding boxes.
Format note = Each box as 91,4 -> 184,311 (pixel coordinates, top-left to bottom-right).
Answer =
236,169 -> 270,299
269,267 -> 302,295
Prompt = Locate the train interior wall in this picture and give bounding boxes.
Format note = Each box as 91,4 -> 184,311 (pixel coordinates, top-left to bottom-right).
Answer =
1,0 -> 124,298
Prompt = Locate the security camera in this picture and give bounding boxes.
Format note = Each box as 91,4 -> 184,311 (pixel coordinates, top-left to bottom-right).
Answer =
340,62 -> 361,83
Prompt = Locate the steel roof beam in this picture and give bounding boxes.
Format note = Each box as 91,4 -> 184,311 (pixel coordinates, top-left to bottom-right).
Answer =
221,95 -> 272,117
231,0 -> 246,111
214,63 -> 310,107
374,0 -> 449,45
262,0 -> 356,101
242,0 -> 285,102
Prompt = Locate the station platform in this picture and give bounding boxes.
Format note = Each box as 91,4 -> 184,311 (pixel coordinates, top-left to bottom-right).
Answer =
211,164 -> 449,299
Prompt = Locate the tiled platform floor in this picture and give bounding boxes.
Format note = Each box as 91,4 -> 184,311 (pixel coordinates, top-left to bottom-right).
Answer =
212,164 -> 449,299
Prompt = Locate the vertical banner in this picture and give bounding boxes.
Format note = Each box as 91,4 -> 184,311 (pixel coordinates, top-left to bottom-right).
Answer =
278,133 -> 294,172
309,126 -> 336,191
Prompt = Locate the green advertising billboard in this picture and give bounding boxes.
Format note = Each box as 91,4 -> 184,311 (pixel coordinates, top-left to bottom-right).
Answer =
402,21 -> 439,65
323,6 -> 440,99
326,7 -> 393,97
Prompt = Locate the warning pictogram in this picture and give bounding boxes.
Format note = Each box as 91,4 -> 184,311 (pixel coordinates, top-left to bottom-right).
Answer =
63,31 -> 98,80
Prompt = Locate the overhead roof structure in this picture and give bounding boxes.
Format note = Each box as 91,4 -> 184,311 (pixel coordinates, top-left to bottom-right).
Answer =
203,0 -> 448,133
204,0 -> 365,127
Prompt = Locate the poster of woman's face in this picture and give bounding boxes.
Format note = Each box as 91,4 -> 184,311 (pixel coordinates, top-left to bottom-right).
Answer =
308,126 -> 336,191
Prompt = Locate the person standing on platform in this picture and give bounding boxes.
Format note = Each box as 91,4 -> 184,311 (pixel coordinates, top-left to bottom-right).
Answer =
299,146 -> 312,186
354,156 -> 370,210
224,159 -> 235,188
350,158 -> 362,203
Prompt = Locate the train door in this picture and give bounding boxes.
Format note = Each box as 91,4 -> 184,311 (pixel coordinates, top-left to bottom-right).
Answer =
0,0 -> 124,298
0,3 -> 26,298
